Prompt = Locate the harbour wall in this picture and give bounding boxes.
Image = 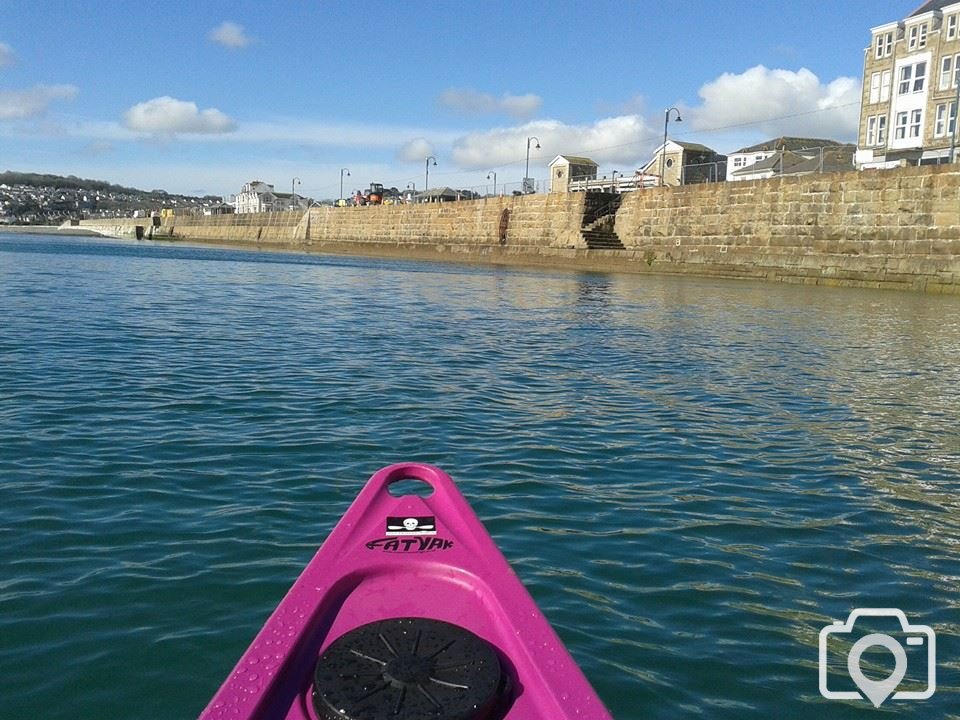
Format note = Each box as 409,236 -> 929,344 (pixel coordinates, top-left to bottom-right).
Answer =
73,165 -> 960,293
615,165 -> 960,293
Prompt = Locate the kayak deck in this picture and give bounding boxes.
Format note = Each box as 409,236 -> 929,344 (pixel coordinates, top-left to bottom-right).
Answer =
199,463 -> 612,719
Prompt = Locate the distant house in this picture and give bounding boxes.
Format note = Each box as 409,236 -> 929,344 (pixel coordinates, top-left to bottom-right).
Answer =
233,181 -> 277,213
203,203 -> 235,216
549,155 -> 599,192
232,180 -> 309,213
726,137 -> 845,181
729,144 -> 856,181
642,141 -> 726,186
420,187 -> 466,202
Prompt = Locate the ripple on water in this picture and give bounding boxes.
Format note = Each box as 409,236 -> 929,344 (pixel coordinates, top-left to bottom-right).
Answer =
2,236 -> 960,719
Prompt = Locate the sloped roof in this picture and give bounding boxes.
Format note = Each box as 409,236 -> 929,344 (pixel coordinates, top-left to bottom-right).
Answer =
910,0 -> 958,17
549,155 -> 598,167
732,147 -> 855,176
732,150 -> 807,176
420,186 -> 461,198
649,139 -> 720,155
674,141 -> 715,153
639,140 -> 722,172
733,137 -> 842,154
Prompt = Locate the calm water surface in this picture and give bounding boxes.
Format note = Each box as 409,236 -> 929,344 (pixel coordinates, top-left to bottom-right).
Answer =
2,234 -> 959,719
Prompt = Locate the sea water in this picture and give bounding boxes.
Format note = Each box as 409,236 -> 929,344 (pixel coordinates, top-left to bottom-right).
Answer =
1,233 -> 959,719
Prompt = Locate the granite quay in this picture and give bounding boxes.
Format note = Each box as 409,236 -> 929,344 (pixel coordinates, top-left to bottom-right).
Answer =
72,165 -> 960,294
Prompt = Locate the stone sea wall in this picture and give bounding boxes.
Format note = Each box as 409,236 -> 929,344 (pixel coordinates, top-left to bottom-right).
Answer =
615,165 -> 960,293
73,165 -> 960,293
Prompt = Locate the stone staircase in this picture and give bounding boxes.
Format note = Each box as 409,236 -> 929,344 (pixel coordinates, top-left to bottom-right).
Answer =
580,192 -> 624,250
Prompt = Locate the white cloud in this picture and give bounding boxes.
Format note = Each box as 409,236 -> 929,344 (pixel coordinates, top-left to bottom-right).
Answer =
397,137 -> 435,162
0,84 -> 78,120
687,65 -> 861,141
0,43 -> 14,68
209,21 -> 252,49
439,88 -> 542,119
451,115 -> 655,170
122,96 -> 237,135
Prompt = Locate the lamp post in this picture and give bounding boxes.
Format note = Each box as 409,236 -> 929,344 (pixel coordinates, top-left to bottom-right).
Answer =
660,108 -> 682,187
612,170 -> 619,192
291,177 -> 301,210
339,168 -> 350,205
487,171 -> 497,197
425,156 -> 437,202
524,136 -> 541,193
406,182 -> 416,204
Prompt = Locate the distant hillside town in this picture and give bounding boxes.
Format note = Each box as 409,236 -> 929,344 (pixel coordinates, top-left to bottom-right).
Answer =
0,172 -> 225,225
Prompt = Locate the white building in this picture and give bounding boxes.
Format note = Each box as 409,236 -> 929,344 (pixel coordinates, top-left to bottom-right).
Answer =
232,181 -> 308,214
726,137 -> 843,181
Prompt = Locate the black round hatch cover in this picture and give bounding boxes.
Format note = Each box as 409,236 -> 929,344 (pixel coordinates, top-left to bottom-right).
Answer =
312,617 -> 505,720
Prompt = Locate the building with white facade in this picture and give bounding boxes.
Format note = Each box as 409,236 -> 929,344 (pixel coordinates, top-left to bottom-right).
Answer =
232,181 -> 308,214
726,137 -> 843,181
857,0 -> 960,168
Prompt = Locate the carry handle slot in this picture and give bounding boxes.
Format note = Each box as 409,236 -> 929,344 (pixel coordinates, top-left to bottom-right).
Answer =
374,463 -> 452,499
386,477 -> 434,497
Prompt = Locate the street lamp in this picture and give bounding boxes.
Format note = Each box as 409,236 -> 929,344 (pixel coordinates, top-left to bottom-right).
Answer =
524,136 -> 541,193
487,171 -> 497,197
660,108 -> 682,187
612,170 -> 619,192
406,181 -> 416,204
291,177 -> 301,209
425,156 -> 437,202
339,168 -> 350,205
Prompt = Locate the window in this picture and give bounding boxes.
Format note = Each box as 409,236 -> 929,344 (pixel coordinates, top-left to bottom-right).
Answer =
899,65 -> 912,94
909,109 -> 922,138
875,31 -> 894,59
919,23 -> 928,49
935,102 -> 957,137
895,111 -> 909,139
867,115 -> 888,146
909,25 -> 918,50
949,15 -> 958,41
881,70 -> 892,101
870,73 -> 881,103
899,62 -> 927,94
914,62 -> 927,92
941,56 -> 953,90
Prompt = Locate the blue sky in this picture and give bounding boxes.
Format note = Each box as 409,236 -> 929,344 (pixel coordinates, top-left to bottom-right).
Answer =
0,1 -> 912,199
